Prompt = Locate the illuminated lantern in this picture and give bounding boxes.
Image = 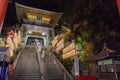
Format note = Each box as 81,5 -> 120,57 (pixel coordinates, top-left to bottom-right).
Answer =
13,32 -> 18,49
0,0 -> 8,32
6,36 -> 14,56
7,31 -> 14,40
18,30 -> 21,45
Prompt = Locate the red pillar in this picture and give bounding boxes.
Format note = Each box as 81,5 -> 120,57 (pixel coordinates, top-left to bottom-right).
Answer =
0,0 -> 9,32
116,0 -> 120,15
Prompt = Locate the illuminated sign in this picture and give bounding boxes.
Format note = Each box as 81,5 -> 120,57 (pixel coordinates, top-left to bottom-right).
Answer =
56,45 -> 63,52
52,39 -> 58,47
51,35 -> 60,47
62,49 -> 77,59
56,38 -> 64,52
27,13 -> 37,19
51,34 -> 64,48
62,43 -> 79,59
42,16 -> 51,22
63,43 -> 75,54
98,59 -> 113,65
52,35 -> 59,43
56,38 -> 64,48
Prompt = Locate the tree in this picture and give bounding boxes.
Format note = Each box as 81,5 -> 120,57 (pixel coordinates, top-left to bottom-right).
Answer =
60,0 -> 120,54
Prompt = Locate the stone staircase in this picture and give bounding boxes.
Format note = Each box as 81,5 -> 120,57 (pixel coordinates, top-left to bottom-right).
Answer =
12,47 -> 41,80
43,54 -> 64,80
12,74 -> 41,80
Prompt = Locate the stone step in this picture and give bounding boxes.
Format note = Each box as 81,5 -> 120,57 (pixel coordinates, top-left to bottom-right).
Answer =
13,77 -> 41,80
12,47 -> 41,80
13,74 -> 40,76
46,75 -> 64,78
13,76 -> 41,78
45,77 -> 63,80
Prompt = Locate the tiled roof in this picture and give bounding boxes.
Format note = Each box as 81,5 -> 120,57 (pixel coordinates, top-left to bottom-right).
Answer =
87,44 -> 120,61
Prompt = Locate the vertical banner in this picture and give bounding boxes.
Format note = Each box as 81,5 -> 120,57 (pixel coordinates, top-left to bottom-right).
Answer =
116,0 -> 120,14
0,0 -> 8,33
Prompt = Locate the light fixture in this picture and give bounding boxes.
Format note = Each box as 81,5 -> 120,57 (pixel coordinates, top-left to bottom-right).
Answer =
42,32 -> 45,35
28,31 -> 32,34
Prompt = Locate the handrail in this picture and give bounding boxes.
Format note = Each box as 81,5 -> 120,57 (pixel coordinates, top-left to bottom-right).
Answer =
13,48 -> 24,69
35,44 -> 46,80
13,43 -> 25,69
53,55 -> 75,80
7,44 -> 24,80
46,49 -> 75,80
56,59 -> 75,80
36,43 -> 75,80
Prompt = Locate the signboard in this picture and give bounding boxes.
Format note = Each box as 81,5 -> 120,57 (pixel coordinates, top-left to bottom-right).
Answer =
0,47 -> 10,62
27,13 -> 37,19
98,59 -> 113,65
0,0 -> 8,33
51,34 -> 64,47
62,43 -> 77,59
42,16 -> 51,22
52,38 -> 59,47
0,55 -> 4,61
62,49 -> 77,59
56,38 -> 64,52
63,43 -> 75,54
22,24 -> 52,34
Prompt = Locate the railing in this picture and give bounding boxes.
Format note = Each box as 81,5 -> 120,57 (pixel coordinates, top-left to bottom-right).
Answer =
35,40 -> 75,80
35,43 -> 45,80
7,44 -> 24,80
13,43 -> 25,69
13,49 -> 23,69
52,54 -> 75,80
46,48 -> 75,80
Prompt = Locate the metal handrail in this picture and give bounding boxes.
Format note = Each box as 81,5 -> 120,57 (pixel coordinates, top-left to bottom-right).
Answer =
46,48 -> 75,80
35,44 -> 46,80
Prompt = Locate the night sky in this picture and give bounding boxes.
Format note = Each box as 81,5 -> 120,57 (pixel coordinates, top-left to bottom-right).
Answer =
4,0 -> 120,27
16,0 -> 63,12
4,1 -> 17,25
4,0 -> 64,25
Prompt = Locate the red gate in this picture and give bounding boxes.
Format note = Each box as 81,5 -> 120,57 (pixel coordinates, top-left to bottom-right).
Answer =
0,0 -> 8,32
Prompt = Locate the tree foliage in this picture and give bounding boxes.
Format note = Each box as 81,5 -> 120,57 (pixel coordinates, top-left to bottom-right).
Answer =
59,0 -> 120,54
